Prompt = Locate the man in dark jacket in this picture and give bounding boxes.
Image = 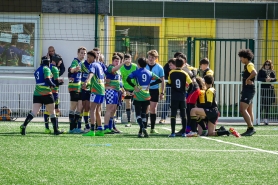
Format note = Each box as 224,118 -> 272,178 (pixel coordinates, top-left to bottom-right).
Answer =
46,46 -> 65,76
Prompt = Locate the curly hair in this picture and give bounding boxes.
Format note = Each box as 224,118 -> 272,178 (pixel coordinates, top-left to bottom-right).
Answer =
238,49 -> 254,61
196,77 -> 206,90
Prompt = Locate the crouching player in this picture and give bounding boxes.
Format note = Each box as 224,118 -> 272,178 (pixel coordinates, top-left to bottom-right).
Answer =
20,57 -> 63,135
126,58 -> 162,138
188,75 -> 240,137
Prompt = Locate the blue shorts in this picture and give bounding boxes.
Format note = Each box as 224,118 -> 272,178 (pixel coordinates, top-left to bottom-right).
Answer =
105,89 -> 119,105
90,93 -> 104,104
81,89 -> 90,101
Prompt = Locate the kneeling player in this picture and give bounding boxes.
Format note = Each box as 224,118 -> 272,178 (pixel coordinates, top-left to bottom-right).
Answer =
188,75 -> 240,137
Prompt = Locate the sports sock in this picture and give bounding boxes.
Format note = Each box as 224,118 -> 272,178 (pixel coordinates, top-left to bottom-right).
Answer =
126,109 -> 131,122
69,110 -> 75,130
190,116 -> 197,132
108,117 -> 113,130
171,117 -> 176,134
23,112 -> 35,127
216,130 -> 229,136
44,111 -> 49,129
150,113 -> 156,129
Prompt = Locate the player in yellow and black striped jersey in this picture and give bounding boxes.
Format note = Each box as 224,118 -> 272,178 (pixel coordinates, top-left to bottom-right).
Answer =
199,58 -> 214,78
238,49 -> 257,136
168,58 -> 193,137
188,75 -> 241,137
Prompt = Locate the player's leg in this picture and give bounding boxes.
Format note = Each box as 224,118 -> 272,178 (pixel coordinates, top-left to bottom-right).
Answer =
141,101 -> 150,138
82,91 -> 91,132
179,100 -> 187,137
149,89 -> 159,133
69,91 -> 78,132
169,100 -> 179,137
187,107 -> 206,137
133,100 -> 143,137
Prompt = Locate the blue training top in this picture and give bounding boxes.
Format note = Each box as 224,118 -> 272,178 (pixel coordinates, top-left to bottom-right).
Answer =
145,63 -> 164,89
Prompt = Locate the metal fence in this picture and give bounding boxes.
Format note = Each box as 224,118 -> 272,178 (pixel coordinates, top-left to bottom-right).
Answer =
0,76 -> 277,125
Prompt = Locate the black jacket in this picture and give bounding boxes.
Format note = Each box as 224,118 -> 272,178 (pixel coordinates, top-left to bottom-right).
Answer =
257,69 -> 276,88
50,53 -> 65,76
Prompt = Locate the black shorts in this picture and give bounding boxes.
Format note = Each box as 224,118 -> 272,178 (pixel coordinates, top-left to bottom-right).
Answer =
149,89 -> 159,102
70,91 -> 82,102
81,89 -> 91,101
33,94 -> 54,105
124,90 -> 134,100
133,100 -> 150,107
240,88 -> 255,104
170,99 -> 186,117
204,107 -> 219,124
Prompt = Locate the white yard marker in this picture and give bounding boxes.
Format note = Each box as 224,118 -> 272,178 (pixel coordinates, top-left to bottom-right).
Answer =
128,149 -> 258,152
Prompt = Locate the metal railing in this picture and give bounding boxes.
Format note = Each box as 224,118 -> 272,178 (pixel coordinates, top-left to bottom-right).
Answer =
0,76 -> 277,124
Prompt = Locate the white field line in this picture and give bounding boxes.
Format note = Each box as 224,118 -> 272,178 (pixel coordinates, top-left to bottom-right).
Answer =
161,127 -> 278,155
201,137 -> 278,155
128,149 -> 259,152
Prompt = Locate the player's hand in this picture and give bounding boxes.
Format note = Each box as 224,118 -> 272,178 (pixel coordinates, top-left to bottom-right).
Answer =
46,53 -> 50,59
75,66 -> 81,72
245,79 -> 253,85
82,82 -> 87,89
160,93 -> 164,100
57,60 -> 62,67
134,86 -> 140,92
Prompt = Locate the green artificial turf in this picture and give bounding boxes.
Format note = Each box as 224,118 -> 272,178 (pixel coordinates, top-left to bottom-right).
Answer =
0,122 -> 277,185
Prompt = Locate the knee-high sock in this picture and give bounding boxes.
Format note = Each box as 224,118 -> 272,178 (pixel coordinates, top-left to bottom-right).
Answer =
171,117 -> 176,134
190,116 -> 197,132
69,110 -> 75,130
150,113 -> 156,129
126,109 -> 131,122
44,111 -> 50,129
23,112 -> 35,127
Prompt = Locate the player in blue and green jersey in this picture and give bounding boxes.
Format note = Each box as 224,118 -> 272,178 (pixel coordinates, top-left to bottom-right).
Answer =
20,57 -> 63,135
127,57 -> 162,138
80,57 -> 94,132
120,54 -> 137,126
68,47 -> 87,133
82,50 -> 106,137
103,55 -> 129,134
44,61 -> 64,134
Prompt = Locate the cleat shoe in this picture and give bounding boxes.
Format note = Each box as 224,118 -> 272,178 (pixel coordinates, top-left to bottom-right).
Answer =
138,132 -> 144,138
112,128 -> 121,134
181,133 -> 186,137
69,128 -> 77,134
20,125 -> 26,135
82,130 -> 95,136
241,128 -> 256,136
201,130 -> 208,136
125,124 -> 131,127
83,128 -> 91,133
229,127 -> 241,138
186,131 -> 198,137
45,128 -> 51,134
95,130 -> 104,136
74,128 -> 84,134
104,129 -> 114,134
168,133 -> 175,137
175,130 -> 184,136
159,119 -> 165,124
54,130 -> 64,135
143,129 -> 149,138
150,129 -> 159,134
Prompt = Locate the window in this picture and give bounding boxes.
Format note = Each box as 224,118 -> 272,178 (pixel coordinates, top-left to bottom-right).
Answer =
0,15 -> 39,72
115,26 -> 159,63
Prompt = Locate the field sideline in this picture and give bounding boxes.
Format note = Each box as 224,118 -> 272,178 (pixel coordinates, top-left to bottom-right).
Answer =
0,121 -> 278,185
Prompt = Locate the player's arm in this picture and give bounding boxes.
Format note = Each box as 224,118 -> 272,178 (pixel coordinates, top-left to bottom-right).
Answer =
70,60 -> 80,73
246,63 -> 257,84
83,65 -> 95,89
150,73 -> 162,86
53,67 -> 64,86
185,72 -> 193,93
111,61 -> 126,73
206,70 -> 214,76
204,89 -> 214,108
126,73 -> 136,87
44,68 -> 56,88
58,60 -> 65,76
